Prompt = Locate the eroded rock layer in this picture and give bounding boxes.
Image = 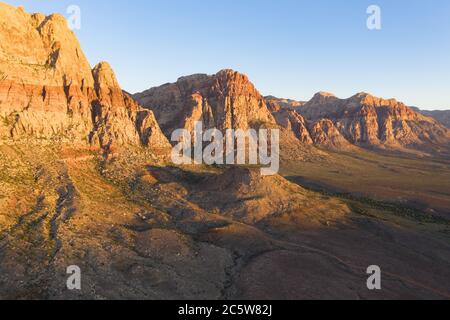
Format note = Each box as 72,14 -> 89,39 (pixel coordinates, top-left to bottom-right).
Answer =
0,3 -> 169,152
297,92 -> 449,150
134,70 -> 276,137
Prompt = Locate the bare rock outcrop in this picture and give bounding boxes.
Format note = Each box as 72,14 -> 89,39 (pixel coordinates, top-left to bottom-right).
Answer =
298,92 -> 449,150
270,107 -> 313,144
309,119 -> 353,149
134,70 -> 324,160
134,69 -> 276,137
0,3 -> 169,152
265,95 -> 305,110
89,61 -> 170,151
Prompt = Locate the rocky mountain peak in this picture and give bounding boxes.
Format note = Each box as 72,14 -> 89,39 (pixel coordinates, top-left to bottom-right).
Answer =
93,61 -> 121,91
177,73 -> 209,83
349,92 -> 399,108
296,91 -> 449,150
265,96 -> 305,112
134,69 -> 275,136
211,69 -> 262,99
0,3 -> 170,153
0,2 -> 94,87
307,91 -> 338,106
316,91 -> 336,97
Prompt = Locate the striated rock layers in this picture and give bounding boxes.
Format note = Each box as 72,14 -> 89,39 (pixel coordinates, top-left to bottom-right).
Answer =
298,92 -> 449,150
268,91 -> 449,151
136,66 -> 448,153
134,70 -> 321,161
134,70 -> 276,137
0,3 -> 169,152
266,94 -> 353,150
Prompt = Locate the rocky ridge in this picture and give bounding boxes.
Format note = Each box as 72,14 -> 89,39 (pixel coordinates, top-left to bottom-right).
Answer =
0,3 -> 169,152
268,91 -> 449,151
134,70 -> 276,137
411,107 -> 450,129
136,68 -> 449,153
298,92 -> 449,150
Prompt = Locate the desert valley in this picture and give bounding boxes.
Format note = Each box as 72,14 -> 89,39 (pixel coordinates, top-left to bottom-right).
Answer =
0,3 -> 449,299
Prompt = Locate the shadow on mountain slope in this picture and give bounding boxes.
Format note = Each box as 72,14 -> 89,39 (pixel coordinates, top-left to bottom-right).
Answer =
0,145 -> 449,299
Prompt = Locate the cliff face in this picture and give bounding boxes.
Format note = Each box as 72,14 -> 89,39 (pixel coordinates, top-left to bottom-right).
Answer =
266,91 -> 449,151
267,95 -> 352,150
135,64 -> 449,154
0,3 -> 169,151
298,92 -> 449,149
265,96 -> 305,110
134,69 -> 276,137
269,107 -> 313,145
89,61 -> 169,151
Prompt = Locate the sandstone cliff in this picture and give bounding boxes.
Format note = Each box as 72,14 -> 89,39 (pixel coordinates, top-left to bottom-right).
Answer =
266,94 -> 352,150
134,70 -> 276,137
135,67 -> 449,154
0,3 -> 169,152
297,92 -> 449,150
267,91 -> 450,151
268,105 -> 313,145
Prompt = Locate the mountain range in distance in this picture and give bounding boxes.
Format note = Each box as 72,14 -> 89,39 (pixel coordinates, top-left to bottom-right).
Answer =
265,95 -> 450,129
134,71 -> 450,154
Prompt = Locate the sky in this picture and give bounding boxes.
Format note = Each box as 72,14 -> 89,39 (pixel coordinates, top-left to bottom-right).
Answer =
5,0 -> 450,110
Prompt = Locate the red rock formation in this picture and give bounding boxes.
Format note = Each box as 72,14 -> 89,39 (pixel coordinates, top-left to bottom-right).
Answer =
309,119 -> 353,149
269,108 -> 313,145
134,70 -> 276,137
0,3 -> 169,152
265,96 -> 305,110
298,92 -> 449,150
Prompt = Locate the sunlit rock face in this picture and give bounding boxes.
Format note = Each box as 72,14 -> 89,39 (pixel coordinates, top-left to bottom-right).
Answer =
134,69 -> 276,137
296,92 -> 449,150
0,3 -> 170,152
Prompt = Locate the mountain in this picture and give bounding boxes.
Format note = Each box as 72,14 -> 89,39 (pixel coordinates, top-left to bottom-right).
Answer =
302,91 -> 338,107
134,70 -> 325,160
295,92 -> 449,151
264,95 -> 305,110
266,93 -> 353,150
411,107 -> 450,129
134,70 -> 276,136
136,68 -> 448,154
1,3 -> 450,301
0,3 -> 169,152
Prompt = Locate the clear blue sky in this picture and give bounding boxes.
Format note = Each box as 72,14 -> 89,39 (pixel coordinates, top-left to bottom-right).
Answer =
5,0 -> 450,110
